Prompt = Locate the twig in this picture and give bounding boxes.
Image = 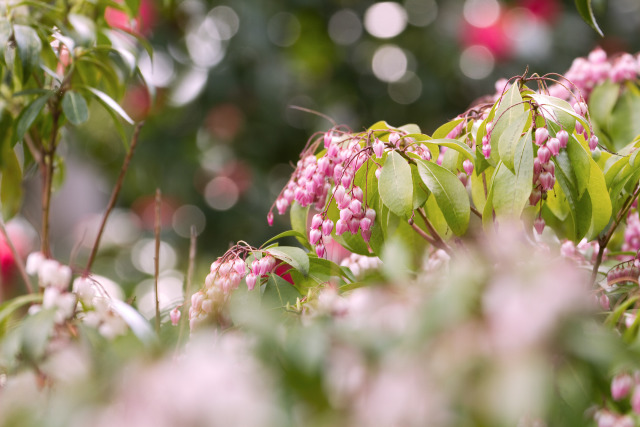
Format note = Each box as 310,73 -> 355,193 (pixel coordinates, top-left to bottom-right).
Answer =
591,184 -> 640,285
288,105 -> 337,127
409,221 -> 438,246
176,225 -> 197,353
417,208 -> 454,255
0,220 -> 33,294
154,188 -> 161,334
470,205 -> 482,219
84,122 -> 144,274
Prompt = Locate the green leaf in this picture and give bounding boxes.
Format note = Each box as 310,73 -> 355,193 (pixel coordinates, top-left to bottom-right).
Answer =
566,137 -> 591,198
110,300 -> 157,346
490,82 -> 524,165
62,91 -> 90,126
262,273 -> 301,310
432,118 -> 464,140
1,143 -> 23,220
417,159 -> 470,236
553,151 -> 581,240
574,0 -> 603,36
0,293 -> 42,327
261,230 -> 308,249
609,90 -> 640,149
68,14 -> 96,45
529,94 -> 588,136
15,92 -> 53,143
498,111 -> 529,172
589,81 -> 620,131
13,25 -> 42,83
583,156 -> 612,239
424,194 -> 452,239
417,137 -> 475,162
83,86 -> 135,124
470,165 -> 493,213
411,164 -> 429,209
378,151 -> 413,218
19,309 -> 57,362
265,246 -> 310,277
490,131 -> 534,219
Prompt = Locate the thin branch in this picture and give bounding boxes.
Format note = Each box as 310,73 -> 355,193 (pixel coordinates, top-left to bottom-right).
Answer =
41,107 -> 60,257
176,225 -> 197,353
84,122 -> 144,274
591,184 -> 640,285
470,205 -> 483,219
416,208 -> 454,255
409,221 -> 438,246
288,105 -> 337,127
0,220 -> 33,294
154,188 -> 161,334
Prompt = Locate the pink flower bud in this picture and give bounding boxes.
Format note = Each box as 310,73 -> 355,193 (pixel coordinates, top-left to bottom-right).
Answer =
310,228 -> 322,245
463,159 -> 474,176
349,199 -> 362,215
458,172 -> 468,187
333,164 -> 344,183
537,145 -> 551,164
534,216 -> 545,234
365,208 -> 376,222
589,134 -> 599,151
547,138 -> 560,156
267,211 -> 274,226
341,172 -> 353,188
539,171 -> 555,191
340,208 -> 353,222
324,131 -> 333,148
420,148 -> 432,161
529,188 -> 542,206
573,101 -> 588,116
352,186 -> 364,202
348,218 -> 360,234
327,143 -> 339,159
389,132 -> 400,147
246,273 -> 257,290
311,214 -> 323,229
233,258 -> 246,275
219,262 -> 231,276
263,255 -> 276,272
375,168 -> 382,179
575,120 -> 585,135
556,130 -> 569,148
322,219 -> 334,236
373,138 -> 385,158
533,157 -> 542,175
612,373 -> 633,400
486,121 -> 493,133
599,293 -> 610,310
535,127 -> 549,146
589,47 -> 607,63
482,144 -> 491,159
170,307 -> 181,326
315,243 -> 326,258
362,228 -> 372,242
333,185 -> 346,204
360,217 -> 373,232
336,219 -> 349,235
276,197 -> 288,215
543,161 -> 555,175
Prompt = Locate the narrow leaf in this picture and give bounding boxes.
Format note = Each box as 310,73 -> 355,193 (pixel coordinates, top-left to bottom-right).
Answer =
1,144 -> 23,220
574,0 -> 603,37
84,86 -> 135,124
13,25 -> 42,83
265,246 -> 310,277
16,92 -> 52,142
498,111 -> 529,172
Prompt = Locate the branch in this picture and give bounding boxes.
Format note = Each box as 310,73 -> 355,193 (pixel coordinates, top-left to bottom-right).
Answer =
84,122 -> 144,274
176,225 -> 197,353
416,208 -> 454,255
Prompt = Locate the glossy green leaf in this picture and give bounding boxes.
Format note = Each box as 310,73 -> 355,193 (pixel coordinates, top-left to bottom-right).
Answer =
62,91 -> 90,126
13,25 -> 42,83
490,82 -> 524,165
378,151 -> 413,219
498,111 -> 529,172
545,181 -> 570,221
421,138 -> 475,162
584,156 -> 612,240
68,14 -> 96,45
574,0 -> 603,36
470,165 -> 492,213
260,230 -> 308,249
424,194 -> 452,239
110,300 -> 157,346
15,92 -> 52,143
530,94 -> 588,136
411,164 -> 429,209
553,151 -> 581,240
262,273 -> 301,310
417,159 -> 470,236
84,86 -> 135,124
432,118 -> 464,140
566,137 -> 591,198
265,246 -> 310,277
490,131 -> 533,219
0,294 -> 42,327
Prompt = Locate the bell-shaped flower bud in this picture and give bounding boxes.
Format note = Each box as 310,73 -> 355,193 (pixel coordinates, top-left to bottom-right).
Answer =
322,219 -> 334,236
463,159 -> 474,176
311,214 -> 323,229
589,134 -> 599,151
575,120 -> 585,135
340,208 -> 353,222
537,145 -> 551,164
556,129 -> 569,148
245,273 -> 258,291
373,138 -> 385,158
349,199 -> 362,216
309,228 -> 323,245
360,217 -> 373,232
365,208 -> 376,222
547,137 -> 560,156
315,243 -> 326,258
612,373 -> 634,400
529,188 -> 542,206
534,216 -> 545,235
336,219 -> 349,235
535,127 -> 549,146
170,307 -> 181,326
352,186 -> 364,202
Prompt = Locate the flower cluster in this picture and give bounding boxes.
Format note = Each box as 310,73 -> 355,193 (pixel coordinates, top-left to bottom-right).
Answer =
339,253 -> 382,278
189,247 -> 279,330
25,252 -> 76,324
550,48 -> 640,100
593,372 -> 640,426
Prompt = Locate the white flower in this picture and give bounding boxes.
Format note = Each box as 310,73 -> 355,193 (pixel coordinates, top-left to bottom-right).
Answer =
25,252 -> 45,276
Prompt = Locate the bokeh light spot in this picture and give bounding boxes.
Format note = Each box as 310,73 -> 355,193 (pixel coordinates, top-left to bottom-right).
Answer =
372,44 -> 408,83
404,0 -> 438,27
172,205 -> 206,238
460,45 -> 495,80
328,9 -> 362,45
463,0 -> 501,28
388,71 -> 422,104
267,12 -> 301,47
364,2 -> 407,39
204,176 -> 239,211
